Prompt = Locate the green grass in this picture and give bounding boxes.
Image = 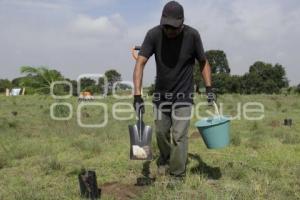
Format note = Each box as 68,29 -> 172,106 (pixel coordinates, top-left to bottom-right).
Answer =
0,94 -> 300,199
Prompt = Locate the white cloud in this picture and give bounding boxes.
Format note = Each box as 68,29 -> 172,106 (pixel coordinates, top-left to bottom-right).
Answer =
0,0 -> 117,11
1,0 -> 61,8
174,0 -> 300,84
69,14 -> 124,37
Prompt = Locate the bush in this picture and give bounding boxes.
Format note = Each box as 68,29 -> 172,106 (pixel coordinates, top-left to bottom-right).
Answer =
0,79 -> 12,93
147,84 -> 155,96
23,87 -> 36,95
296,84 -> 300,94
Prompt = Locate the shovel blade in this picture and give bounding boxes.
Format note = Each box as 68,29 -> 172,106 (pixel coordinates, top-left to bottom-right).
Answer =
129,124 -> 153,160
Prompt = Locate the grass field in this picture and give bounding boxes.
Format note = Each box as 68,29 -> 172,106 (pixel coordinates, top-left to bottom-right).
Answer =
0,94 -> 300,200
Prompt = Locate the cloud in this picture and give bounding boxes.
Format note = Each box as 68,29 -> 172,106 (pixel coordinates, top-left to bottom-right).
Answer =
69,14 -> 125,37
0,0 -> 117,11
174,0 -> 300,84
0,0 -> 130,82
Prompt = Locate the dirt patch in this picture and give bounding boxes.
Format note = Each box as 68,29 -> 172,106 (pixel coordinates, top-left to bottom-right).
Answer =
190,131 -> 201,139
101,181 -> 146,200
270,120 -> 281,128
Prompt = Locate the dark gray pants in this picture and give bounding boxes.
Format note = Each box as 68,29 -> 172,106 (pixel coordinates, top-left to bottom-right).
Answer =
154,105 -> 192,176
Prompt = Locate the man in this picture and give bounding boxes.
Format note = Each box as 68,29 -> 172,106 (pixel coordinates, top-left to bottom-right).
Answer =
133,1 -> 215,181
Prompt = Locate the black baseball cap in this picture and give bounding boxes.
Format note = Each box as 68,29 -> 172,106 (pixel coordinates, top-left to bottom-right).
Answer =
160,1 -> 184,28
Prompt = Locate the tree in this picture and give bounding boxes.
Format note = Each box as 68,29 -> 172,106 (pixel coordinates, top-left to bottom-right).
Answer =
118,83 -> 132,90
64,79 -> 77,96
12,76 -> 28,87
272,63 -> 289,88
194,49 -> 230,93
98,77 -> 106,94
80,78 -> 96,92
226,75 -> 242,93
246,61 -> 289,94
70,80 -> 78,96
79,77 -> 104,95
262,79 -> 279,94
104,69 -> 122,95
0,79 -> 12,93
240,72 -> 262,94
212,73 -> 231,94
105,70 -> 121,85
11,75 -> 40,94
20,66 -> 64,94
205,50 -> 230,74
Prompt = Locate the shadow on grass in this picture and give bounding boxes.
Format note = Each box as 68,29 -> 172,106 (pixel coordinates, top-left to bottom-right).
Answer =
188,153 -> 222,180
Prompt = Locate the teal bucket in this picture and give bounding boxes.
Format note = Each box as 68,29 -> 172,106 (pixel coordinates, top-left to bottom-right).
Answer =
195,116 -> 231,149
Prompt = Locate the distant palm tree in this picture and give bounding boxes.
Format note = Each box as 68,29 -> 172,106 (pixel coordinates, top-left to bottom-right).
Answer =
20,66 -> 64,94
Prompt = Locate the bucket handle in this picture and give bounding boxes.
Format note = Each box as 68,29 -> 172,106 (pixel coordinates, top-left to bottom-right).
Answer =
212,101 -> 221,120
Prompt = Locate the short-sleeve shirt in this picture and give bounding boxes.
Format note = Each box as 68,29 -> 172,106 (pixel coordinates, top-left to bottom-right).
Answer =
139,25 -> 206,106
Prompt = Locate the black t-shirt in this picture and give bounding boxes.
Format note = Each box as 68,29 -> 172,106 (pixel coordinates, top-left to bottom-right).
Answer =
139,25 -> 206,106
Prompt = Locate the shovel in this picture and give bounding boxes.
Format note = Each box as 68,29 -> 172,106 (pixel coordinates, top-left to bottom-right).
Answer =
128,108 -> 153,160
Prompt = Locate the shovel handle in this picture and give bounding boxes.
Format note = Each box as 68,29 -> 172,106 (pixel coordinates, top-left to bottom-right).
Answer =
138,108 -> 143,142
131,46 -> 141,61
138,108 -> 143,121
134,46 -> 141,50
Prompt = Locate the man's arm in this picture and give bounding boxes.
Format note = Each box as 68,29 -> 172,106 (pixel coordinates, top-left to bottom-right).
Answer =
194,30 -> 212,87
133,55 -> 148,95
200,59 -> 212,87
200,59 -> 217,103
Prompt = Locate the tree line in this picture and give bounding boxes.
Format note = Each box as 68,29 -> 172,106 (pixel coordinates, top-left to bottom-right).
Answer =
193,50 -> 298,94
0,66 -> 125,95
0,49 -> 299,95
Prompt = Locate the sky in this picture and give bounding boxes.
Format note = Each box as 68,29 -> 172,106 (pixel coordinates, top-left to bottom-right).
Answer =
0,0 -> 299,86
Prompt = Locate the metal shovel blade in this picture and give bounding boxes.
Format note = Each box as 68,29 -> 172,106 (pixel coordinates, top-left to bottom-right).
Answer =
129,119 -> 153,161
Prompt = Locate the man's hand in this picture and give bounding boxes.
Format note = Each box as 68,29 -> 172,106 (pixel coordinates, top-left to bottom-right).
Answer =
133,95 -> 145,114
206,86 -> 217,105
